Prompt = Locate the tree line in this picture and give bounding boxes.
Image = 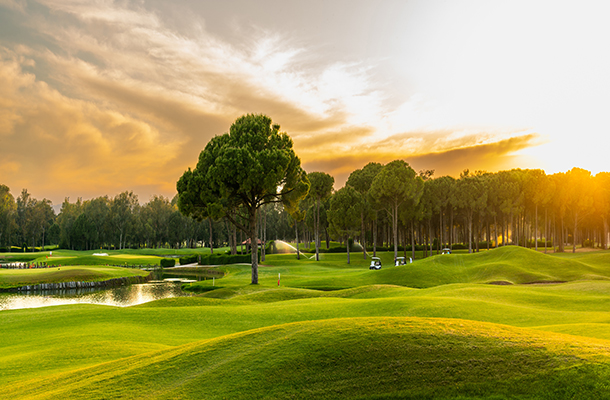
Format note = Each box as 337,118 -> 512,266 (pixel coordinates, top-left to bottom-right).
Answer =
1,166 -> 607,258
0,186 -> 298,252
323,163 -> 610,262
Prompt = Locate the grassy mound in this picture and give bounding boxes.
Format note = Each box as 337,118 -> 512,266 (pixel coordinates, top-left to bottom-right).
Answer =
0,266 -> 150,289
183,246 -> 610,292
3,247 -> 610,398
4,317 -> 610,399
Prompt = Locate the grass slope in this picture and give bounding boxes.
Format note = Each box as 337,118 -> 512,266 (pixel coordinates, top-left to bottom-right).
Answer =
3,246 -> 610,398
183,246 -> 610,292
2,280 -> 610,387
4,317 -> 610,400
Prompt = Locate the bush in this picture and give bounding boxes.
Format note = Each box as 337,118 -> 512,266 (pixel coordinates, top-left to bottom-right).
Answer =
215,254 -> 228,265
198,252 -> 259,265
160,258 -> 176,267
365,245 -> 426,252
179,255 -> 199,265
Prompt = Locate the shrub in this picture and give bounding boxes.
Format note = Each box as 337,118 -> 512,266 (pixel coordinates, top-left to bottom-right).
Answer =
198,252 -> 260,265
160,258 -> 176,267
179,255 -> 199,265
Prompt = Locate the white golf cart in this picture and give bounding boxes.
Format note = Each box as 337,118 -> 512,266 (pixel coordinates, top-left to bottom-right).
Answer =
369,257 -> 382,270
441,248 -> 452,255
395,257 -> 406,266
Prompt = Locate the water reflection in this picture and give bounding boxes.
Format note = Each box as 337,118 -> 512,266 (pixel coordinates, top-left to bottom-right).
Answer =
0,281 -> 191,311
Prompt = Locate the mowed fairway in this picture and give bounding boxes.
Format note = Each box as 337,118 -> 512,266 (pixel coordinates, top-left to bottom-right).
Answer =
2,246 -> 610,399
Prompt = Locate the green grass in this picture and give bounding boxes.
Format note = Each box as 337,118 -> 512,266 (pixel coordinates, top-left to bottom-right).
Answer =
2,246 -> 610,398
3,318 -> 610,399
0,247 -> 227,266
0,266 -> 149,289
182,246 -> 610,292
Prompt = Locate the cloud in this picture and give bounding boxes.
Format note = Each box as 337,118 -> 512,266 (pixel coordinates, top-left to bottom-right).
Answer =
0,48 -> 183,203
0,0 -> 547,205
0,0 -> 26,12
303,132 -> 541,188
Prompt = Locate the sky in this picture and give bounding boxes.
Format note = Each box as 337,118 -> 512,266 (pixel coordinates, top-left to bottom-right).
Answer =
1,0 -> 609,207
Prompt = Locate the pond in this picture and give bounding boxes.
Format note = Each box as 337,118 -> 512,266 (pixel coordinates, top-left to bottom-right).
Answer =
0,271 -> 209,311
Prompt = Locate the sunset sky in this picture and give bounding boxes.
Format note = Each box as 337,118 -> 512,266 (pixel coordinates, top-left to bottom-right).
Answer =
1,0 -> 609,207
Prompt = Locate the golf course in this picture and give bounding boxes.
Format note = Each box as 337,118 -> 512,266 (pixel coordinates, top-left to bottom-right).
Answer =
1,245 -> 610,399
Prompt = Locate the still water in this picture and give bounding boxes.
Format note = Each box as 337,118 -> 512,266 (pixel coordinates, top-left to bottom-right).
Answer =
0,280 -> 194,311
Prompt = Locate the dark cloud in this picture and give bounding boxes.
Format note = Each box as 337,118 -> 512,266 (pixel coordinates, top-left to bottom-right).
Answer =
302,133 -> 540,188
405,134 -> 540,176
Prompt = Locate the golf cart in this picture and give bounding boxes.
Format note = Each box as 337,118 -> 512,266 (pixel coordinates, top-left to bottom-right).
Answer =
441,248 -> 452,255
369,257 -> 382,270
395,257 -> 406,266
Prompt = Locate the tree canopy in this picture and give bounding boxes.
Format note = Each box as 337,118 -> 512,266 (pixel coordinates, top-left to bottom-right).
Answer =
177,114 -> 309,284
370,160 -> 423,258
306,172 -> 334,261
329,185 -> 362,264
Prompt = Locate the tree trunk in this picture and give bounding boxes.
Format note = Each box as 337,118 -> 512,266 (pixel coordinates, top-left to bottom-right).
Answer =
232,224 -> 237,255
439,209 -> 443,253
602,217 -> 608,250
428,218 -> 433,256
225,219 -> 232,255
449,208 -> 454,250
486,217 -> 490,250
392,201 -> 399,259
559,217 -> 564,252
544,208 -> 548,253
573,212 -> 578,253
346,235 -> 351,264
295,222 -> 300,260
208,218 -> 214,255
494,214 -> 498,248
402,227 -> 407,258
373,216 -> 377,257
315,199 -> 320,261
361,211 -> 367,259
535,204 -> 538,251
261,208 -> 267,262
468,213 -> 473,253
411,220 -> 416,260
474,216 -> 481,253
249,207 -> 259,284
423,228 -> 428,258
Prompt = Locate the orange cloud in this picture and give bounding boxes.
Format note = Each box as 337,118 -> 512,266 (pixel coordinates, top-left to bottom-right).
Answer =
0,49 -> 184,204
301,133 -> 541,188
0,1 -> 549,207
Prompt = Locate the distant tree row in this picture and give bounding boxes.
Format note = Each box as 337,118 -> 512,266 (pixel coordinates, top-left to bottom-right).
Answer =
320,163 -> 610,263
0,186 -> 55,252
0,187 -> 294,252
2,166 -> 608,256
